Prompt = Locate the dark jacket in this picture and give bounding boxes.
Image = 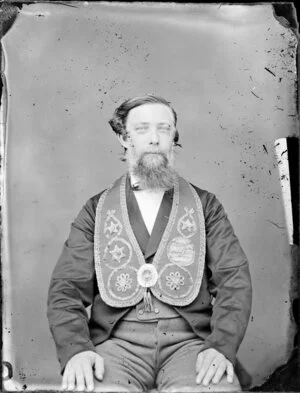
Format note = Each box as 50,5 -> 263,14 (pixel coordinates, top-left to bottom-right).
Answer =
47,179 -> 252,378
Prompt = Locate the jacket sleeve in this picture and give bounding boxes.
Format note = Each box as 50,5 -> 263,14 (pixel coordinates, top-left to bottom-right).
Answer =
47,195 -> 101,374
199,192 -> 252,366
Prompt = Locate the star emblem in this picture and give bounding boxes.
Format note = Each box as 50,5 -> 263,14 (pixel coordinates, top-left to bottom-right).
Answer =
105,221 -> 119,235
181,219 -> 194,232
109,244 -> 126,263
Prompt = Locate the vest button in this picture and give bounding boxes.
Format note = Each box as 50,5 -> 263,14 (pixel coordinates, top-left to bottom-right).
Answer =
154,308 -> 159,314
139,309 -> 144,315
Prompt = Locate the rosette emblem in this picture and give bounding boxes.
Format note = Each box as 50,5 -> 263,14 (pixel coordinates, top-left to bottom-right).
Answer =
108,266 -> 139,300
137,264 -> 158,288
159,264 -> 193,298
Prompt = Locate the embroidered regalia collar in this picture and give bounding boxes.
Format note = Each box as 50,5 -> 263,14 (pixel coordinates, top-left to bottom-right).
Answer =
94,173 -> 206,308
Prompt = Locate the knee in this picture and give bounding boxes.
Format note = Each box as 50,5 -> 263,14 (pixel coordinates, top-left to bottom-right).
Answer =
163,376 -> 242,393
203,376 -> 242,392
93,382 -> 134,392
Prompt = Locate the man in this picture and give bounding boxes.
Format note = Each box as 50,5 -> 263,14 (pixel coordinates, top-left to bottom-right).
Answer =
47,94 -> 252,392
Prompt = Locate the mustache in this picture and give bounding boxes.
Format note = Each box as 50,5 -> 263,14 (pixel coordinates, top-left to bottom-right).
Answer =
142,151 -> 167,158
144,151 -> 164,154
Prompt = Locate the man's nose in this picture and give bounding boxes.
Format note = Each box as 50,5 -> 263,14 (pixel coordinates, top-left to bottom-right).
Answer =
149,128 -> 159,145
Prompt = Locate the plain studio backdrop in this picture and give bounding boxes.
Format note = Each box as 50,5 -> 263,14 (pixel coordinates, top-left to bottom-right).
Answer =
1,2 -> 298,390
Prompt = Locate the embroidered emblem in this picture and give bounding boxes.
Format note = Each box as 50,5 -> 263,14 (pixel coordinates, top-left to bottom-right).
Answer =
104,237 -> 132,269
158,264 -> 194,299
167,237 -> 195,266
166,271 -> 185,290
110,244 -> 126,263
108,266 -> 139,300
177,207 -> 197,238
115,273 -> 133,292
104,210 -> 122,239
137,264 -> 158,288
94,174 -> 206,308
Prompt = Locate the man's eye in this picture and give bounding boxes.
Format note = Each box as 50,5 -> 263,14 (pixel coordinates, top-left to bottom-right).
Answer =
158,126 -> 171,133
136,126 -> 149,132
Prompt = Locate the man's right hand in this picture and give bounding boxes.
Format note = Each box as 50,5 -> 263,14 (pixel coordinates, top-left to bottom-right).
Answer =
62,350 -> 104,391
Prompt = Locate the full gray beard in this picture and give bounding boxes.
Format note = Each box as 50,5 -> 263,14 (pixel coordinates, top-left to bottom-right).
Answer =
132,152 -> 177,190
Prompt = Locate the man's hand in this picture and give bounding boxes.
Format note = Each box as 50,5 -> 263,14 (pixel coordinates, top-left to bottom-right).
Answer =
62,350 -> 104,391
196,348 -> 234,387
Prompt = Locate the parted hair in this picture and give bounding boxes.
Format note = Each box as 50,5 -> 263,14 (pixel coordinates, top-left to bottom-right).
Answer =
108,94 -> 180,145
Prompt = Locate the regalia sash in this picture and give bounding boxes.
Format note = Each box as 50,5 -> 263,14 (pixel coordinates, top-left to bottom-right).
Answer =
94,174 -> 206,308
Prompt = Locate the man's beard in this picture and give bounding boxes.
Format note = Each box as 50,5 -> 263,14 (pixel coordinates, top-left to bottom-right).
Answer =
129,150 -> 177,190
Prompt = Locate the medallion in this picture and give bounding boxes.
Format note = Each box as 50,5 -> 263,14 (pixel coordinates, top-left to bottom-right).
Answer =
137,264 -> 158,288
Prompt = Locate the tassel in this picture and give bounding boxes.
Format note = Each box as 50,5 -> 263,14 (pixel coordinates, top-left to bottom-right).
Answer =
148,291 -> 154,312
143,289 -> 154,312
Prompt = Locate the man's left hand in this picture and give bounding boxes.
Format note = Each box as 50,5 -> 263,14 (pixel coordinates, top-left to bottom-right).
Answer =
196,348 -> 234,386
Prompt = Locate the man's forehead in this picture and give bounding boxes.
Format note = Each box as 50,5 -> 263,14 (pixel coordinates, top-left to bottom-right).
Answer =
126,103 -> 175,124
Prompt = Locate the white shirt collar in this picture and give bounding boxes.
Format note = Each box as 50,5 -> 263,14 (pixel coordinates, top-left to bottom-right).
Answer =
129,173 -> 140,188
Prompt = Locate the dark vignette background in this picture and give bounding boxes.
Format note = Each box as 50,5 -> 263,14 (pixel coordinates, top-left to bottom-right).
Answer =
0,2 -> 299,391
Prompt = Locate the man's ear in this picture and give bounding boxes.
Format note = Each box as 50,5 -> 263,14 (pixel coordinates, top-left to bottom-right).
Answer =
117,133 -> 130,149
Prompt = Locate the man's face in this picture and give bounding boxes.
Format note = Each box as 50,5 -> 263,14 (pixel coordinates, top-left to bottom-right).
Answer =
123,103 -> 176,167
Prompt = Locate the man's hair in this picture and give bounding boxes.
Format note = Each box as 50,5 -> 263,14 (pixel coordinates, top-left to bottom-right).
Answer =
108,94 -> 180,145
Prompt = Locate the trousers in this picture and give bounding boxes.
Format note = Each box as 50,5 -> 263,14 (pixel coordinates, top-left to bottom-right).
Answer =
94,316 -> 241,392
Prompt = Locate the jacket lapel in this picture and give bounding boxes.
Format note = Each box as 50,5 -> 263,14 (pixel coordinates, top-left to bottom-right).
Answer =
126,178 -> 150,254
126,177 -> 174,260
144,188 -> 174,260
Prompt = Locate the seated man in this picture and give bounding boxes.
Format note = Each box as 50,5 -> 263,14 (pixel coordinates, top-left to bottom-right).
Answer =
47,94 -> 252,392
